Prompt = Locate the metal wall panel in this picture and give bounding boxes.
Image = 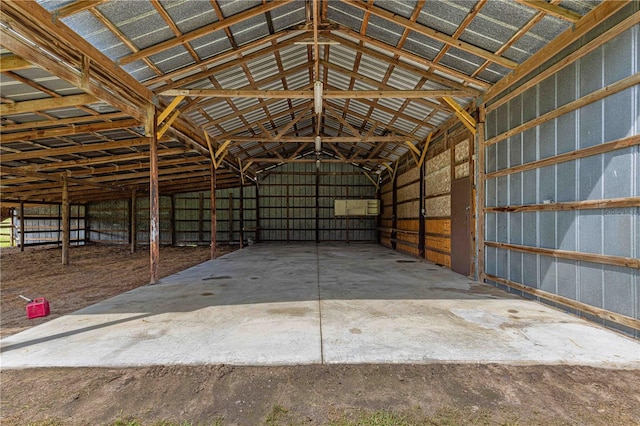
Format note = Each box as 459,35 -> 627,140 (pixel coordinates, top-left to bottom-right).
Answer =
484,22 -> 639,336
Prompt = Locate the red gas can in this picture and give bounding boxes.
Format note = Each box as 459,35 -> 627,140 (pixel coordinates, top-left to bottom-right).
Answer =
26,298 -> 50,319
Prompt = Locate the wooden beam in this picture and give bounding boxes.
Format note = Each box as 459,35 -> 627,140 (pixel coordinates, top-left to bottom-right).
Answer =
342,0 -> 518,69
485,241 -> 640,269
485,0 -> 630,101
157,95 -> 185,124
0,166 -> 121,191
0,94 -> 98,116
162,89 -> 469,99
148,106 -> 160,285
119,1 -> 294,65
0,54 -> 32,71
327,30 -> 487,93
130,189 -> 137,253
211,164 -> 217,259
53,0 -> 107,19
517,0 -> 582,22
0,112 -> 129,132
440,96 -> 476,133
486,10 -> 640,113
0,118 -> 140,143
486,135 -> 640,179
486,274 -> 640,331
61,177 -> 69,266
485,197 -> 640,213
0,137 -> 153,162
486,73 -> 640,147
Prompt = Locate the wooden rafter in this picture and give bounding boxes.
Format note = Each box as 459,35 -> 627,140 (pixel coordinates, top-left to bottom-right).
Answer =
341,0 -> 518,69
516,0 -> 582,22
0,54 -> 32,71
52,0 -> 108,19
162,89 -> 469,99
119,1 -> 294,65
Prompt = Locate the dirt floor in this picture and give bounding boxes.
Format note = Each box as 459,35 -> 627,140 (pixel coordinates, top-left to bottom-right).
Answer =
1,245 -> 640,425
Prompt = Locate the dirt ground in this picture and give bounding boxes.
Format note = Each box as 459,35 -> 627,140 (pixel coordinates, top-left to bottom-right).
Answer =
1,245 -> 640,425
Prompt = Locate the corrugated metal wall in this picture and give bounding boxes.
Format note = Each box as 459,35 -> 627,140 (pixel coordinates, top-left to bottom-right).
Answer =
15,204 -> 85,247
259,162 -> 377,242
483,13 -> 639,336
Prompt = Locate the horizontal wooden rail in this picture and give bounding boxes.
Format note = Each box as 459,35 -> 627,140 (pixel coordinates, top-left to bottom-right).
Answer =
377,227 -> 419,235
485,136 -> 640,179
485,197 -> 640,212
485,273 -> 640,331
485,241 -> 640,269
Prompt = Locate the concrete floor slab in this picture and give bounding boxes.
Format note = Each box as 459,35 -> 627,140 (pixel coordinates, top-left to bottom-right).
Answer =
1,243 -> 638,368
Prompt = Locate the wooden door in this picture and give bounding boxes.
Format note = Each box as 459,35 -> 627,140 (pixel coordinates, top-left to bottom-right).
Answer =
451,176 -> 471,276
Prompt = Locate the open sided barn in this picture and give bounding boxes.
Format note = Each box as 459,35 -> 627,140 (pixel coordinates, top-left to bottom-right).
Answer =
0,0 -> 638,344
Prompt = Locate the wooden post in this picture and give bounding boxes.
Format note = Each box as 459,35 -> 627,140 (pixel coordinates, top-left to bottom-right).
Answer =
19,201 -> 24,252
211,164 -> 217,259
476,105 -> 486,283
148,106 -> 160,284
239,182 -> 244,248
170,194 -> 176,246
61,177 -> 70,266
286,184 -> 290,243
198,192 -> 204,244
418,161 -> 425,259
391,168 -> 398,250
345,185 -> 350,243
255,182 -> 261,243
228,192 -> 233,244
10,207 -> 15,247
130,189 -> 137,254
315,167 -> 320,243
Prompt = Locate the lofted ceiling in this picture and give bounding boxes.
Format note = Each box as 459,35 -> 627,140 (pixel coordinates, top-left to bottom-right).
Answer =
0,0 -> 602,203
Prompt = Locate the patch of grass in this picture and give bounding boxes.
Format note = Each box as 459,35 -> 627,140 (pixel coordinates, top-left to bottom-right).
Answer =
265,404 -> 290,425
329,410 -> 415,426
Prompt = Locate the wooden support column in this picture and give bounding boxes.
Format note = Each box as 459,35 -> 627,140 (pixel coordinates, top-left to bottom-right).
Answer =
345,185 -> 350,243
210,165 -> 217,259
198,192 -> 204,244
19,201 -> 25,251
170,194 -> 176,247
10,208 -> 15,247
148,106 -> 160,284
130,189 -> 137,254
239,182 -> 245,248
418,162 -> 425,259
286,184 -> 290,243
476,105 -> 486,283
228,192 -> 234,243
315,167 -> 320,243
255,182 -> 261,243
61,177 -> 70,266
391,169 -> 398,250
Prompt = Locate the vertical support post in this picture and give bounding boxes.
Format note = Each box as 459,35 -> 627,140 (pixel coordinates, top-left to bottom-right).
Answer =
211,165 -> 217,259
148,105 -> 160,284
239,182 -> 244,248
375,182 -> 381,245
255,182 -> 261,243
84,203 -> 90,244
391,169 -> 398,250
61,177 -> 70,266
57,203 -> 62,247
10,207 -> 15,247
228,192 -> 233,243
418,161 -> 425,259
19,201 -> 24,251
345,184 -> 350,243
130,189 -> 137,254
198,192 -> 204,244
170,194 -> 176,247
476,105 -> 486,283
286,184 -> 290,243
315,166 -> 320,243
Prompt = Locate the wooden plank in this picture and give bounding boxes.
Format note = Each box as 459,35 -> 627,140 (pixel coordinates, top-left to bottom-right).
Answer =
19,202 -> 24,252
0,54 -> 32,71
476,114 -> 486,283
343,0 -> 518,69
148,108 -> 159,285
486,273 -> 640,331
162,88 -> 469,98
426,235 -> 451,253
53,0 -> 107,19
517,0 -> 582,22
486,197 -> 640,213
485,73 -> 640,147
426,219 -> 451,235
486,11 -> 640,113
327,30 -> 488,92
119,1 -> 293,65
0,94 -> 98,116
485,0 -> 630,101
211,165 -> 217,259
130,189 -> 137,254
487,135 -> 640,179
426,250 -> 451,267
61,177 -> 69,265
0,118 -> 140,143
0,137 -> 152,162
0,112 -> 129,132
485,241 -> 640,269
